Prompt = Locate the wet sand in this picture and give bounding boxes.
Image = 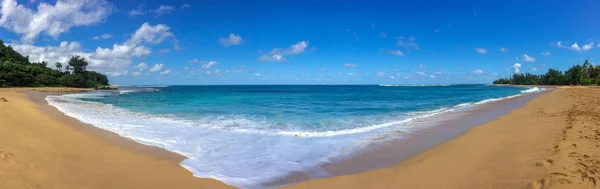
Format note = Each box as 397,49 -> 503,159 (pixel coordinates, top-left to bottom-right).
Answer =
0,88 -> 233,189
285,87 -> 600,189
3,87 -> 598,189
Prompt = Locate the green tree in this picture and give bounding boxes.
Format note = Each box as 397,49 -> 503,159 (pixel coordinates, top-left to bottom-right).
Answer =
493,60 -> 598,86
0,39 -> 110,88
67,55 -> 88,74
55,62 -> 63,72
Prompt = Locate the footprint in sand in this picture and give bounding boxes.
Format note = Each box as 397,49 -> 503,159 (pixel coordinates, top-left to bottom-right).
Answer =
530,178 -> 549,189
28,163 -> 38,169
536,159 -> 554,167
0,150 -> 18,164
0,97 -> 7,102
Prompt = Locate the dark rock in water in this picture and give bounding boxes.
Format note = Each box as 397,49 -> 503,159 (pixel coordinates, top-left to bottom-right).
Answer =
95,86 -> 119,90
0,97 -> 8,102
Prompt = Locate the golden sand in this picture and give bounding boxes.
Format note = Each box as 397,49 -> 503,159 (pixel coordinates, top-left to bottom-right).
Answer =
286,88 -> 600,189
2,87 -> 599,189
0,88 -> 233,189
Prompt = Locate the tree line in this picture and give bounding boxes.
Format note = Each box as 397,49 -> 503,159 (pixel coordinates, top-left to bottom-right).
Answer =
0,40 -> 109,88
493,60 -> 600,85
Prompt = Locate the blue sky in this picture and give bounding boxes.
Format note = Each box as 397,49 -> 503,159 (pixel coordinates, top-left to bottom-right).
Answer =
1,0 -> 599,85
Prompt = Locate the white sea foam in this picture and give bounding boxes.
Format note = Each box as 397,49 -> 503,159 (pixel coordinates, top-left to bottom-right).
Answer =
118,90 -> 137,94
47,94 -> 368,188
45,86 -> 545,188
521,87 -> 542,93
117,87 -> 160,95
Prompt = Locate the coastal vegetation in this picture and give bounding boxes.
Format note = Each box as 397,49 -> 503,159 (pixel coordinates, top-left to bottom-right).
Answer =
493,60 -> 600,85
0,40 -> 109,88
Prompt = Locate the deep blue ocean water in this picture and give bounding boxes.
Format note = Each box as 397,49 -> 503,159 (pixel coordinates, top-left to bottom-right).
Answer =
46,84 -> 541,188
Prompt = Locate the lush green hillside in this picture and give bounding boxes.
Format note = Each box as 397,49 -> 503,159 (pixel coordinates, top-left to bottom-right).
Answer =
0,40 -> 109,88
493,60 -> 600,85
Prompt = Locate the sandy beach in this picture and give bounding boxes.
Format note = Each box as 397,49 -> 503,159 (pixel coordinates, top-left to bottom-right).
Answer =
285,87 -> 600,189
2,87 -> 599,189
0,88 -> 233,189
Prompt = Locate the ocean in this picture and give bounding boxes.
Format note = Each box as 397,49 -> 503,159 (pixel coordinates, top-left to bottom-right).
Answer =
46,84 -> 542,188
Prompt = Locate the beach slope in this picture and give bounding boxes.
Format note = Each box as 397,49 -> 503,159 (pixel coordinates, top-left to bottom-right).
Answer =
0,88 -> 233,189
286,88 -> 600,189
3,88 -> 599,189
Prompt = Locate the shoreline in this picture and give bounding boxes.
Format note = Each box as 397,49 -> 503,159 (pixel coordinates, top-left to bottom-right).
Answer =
267,89 -> 550,187
32,86 -> 548,188
26,92 -> 188,165
4,86 -> 594,188
285,87 -> 600,188
0,88 -> 233,189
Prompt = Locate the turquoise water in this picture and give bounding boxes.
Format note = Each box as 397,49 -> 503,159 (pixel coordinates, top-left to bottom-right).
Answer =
46,85 -> 540,188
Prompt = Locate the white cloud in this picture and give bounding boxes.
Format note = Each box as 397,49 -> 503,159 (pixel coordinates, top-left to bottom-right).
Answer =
512,63 -> 521,73
128,9 -> 144,16
149,63 -> 164,72
347,72 -> 356,76
472,69 -> 483,74
259,54 -> 285,62
523,54 -> 535,62
134,62 -> 148,71
93,33 -> 112,40
11,41 -> 83,68
233,65 -> 245,72
344,63 -> 357,68
255,73 -> 261,77
416,71 -> 426,76
159,69 -> 172,75
396,37 -> 419,49
155,5 -> 175,16
180,3 -> 191,9
174,43 -> 183,51
500,47 -> 508,52
582,43 -> 594,51
474,48 -> 487,54
106,69 -> 127,77
418,64 -> 426,70
132,71 -> 142,76
379,32 -> 387,38
159,48 -> 170,53
388,49 -> 404,56
530,67 -> 537,71
0,0 -> 113,43
10,36 -> 158,74
557,41 -> 594,52
218,33 -> 242,47
188,60 -> 218,70
259,41 -> 309,62
13,22 -> 175,73
289,41 -> 309,54
319,68 -> 327,72
127,23 -> 173,45
433,71 -> 443,75
541,52 -> 551,56
376,72 -> 385,77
